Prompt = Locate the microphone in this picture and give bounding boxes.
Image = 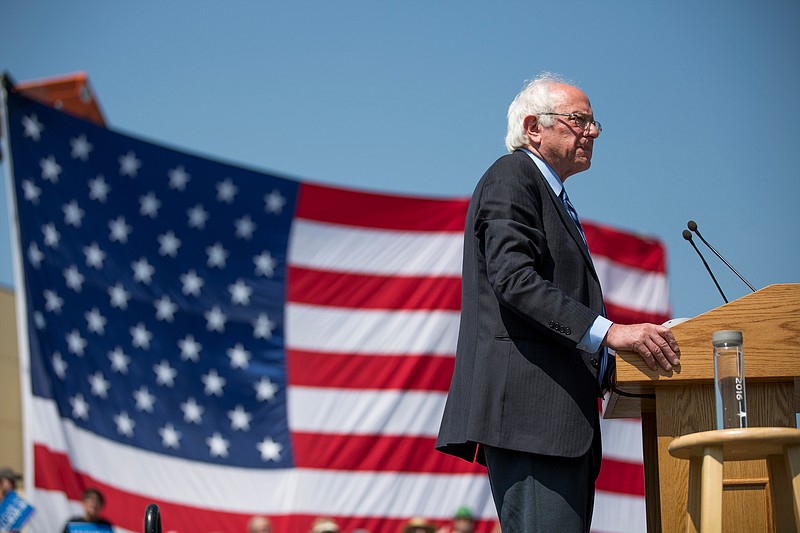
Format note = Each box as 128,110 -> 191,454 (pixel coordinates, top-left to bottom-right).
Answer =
683,229 -> 728,303
687,220 -> 757,292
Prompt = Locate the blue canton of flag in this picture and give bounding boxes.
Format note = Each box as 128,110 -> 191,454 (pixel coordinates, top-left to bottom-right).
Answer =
7,90 -> 298,469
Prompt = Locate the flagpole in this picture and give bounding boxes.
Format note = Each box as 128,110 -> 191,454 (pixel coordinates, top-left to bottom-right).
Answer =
1,74 -> 37,504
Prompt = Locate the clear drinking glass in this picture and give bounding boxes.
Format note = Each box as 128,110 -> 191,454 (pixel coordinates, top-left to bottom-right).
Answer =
713,330 -> 747,429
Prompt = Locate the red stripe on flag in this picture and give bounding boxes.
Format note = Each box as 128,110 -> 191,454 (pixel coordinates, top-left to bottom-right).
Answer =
596,457 -> 646,496
287,266 -> 462,310
33,445 -> 497,533
585,222 -> 667,273
287,349 -> 455,391
291,433 -> 485,473
295,183 -> 469,231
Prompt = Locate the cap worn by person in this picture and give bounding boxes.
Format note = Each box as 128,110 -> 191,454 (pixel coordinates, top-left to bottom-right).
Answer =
310,517 -> 341,533
0,467 -> 22,481
453,506 -> 473,520
402,517 -> 436,533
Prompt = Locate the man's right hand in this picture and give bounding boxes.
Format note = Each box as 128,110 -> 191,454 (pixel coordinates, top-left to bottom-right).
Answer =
603,323 -> 680,371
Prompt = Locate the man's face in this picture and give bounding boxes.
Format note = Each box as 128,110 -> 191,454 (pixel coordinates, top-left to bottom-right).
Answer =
454,518 -> 475,532
249,517 -> 272,533
531,84 -> 599,181
83,494 -> 103,519
1,477 -> 14,495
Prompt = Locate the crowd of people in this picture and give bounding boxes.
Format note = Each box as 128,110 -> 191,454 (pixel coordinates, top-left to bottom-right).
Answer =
2,468 -> 490,533
246,506 -> 491,533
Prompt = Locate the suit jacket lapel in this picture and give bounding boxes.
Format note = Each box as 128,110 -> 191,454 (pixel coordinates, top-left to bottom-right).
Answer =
513,150 -> 600,281
526,155 -> 599,281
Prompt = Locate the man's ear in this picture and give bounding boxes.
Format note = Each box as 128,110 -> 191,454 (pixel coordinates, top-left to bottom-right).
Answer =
523,115 -> 541,144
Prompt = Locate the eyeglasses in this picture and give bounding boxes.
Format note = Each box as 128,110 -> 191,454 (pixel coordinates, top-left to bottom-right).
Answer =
539,113 -> 602,136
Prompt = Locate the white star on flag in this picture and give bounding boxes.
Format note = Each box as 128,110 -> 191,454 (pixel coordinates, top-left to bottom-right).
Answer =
154,296 -> 178,322
168,166 -> 191,190
178,335 -> 202,362
264,189 -> 286,214
153,360 -> 178,387
254,251 -> 276,277
64,266 -> 85,292
119,151 -> 142,176
180,269 -> 204,296
201,369 -> 226,396
88,175 -> 110,202
85,308 -> 107,334
139,192 -> 161,217
114,411 -> 136,437
254,377 -> 279,402
133,386 -> 156,412
159,423 -> 182,448
207,432 -> 230,458
187,204 -> 209,229
180,397 -> 204,424
257,437 -> 283,462
88,371 -> 111,398
228,405 -> 253,431
22,113 -> 44,141
109,284 -> 131,309
229,279 -> 253,305
253,314 -> 275,339
108,347 -> 131,374
132,257 -> 155,284
227,343 -> 251,369
41,155 -> 62,182
83,242 -> 106,269
109,216 -> 133,243
130,322 -> 153,349
70,134 -> 93,160
22,179 -> 41,204
216,178 -> 237,203
66,329 -> 87,356
52,353 -> 68,379
70,394 -> 90,420
63,201 -> 85,226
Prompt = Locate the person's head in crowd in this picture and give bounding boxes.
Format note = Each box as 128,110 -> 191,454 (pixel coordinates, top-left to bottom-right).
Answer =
247,515 -> 272,533
450,506 -> 475,533
0,467 -> 22,497
401,517 -> 435,533
80,487 -> 105,521
310,517 -> 340,533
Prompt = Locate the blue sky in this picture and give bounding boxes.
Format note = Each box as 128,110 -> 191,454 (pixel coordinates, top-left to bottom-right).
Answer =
2,1 -> 798,319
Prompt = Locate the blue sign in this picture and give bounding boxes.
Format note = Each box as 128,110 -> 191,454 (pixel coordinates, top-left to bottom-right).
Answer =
0,491 -> 35,531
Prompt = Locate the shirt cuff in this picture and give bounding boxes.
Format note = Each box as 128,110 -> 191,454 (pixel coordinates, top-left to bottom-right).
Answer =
577,315 -> 613,353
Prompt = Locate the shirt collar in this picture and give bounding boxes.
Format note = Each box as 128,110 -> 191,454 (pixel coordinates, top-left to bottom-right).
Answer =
519,148 -> 563,197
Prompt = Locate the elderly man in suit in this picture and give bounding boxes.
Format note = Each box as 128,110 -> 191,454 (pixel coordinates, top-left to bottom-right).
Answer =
436,73 -> 680,532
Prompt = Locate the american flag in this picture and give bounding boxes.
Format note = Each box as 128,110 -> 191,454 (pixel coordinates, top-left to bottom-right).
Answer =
2,88 -> 670,533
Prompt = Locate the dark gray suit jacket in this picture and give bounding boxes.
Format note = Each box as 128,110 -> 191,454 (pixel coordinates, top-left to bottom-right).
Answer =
436,150 -> 605,465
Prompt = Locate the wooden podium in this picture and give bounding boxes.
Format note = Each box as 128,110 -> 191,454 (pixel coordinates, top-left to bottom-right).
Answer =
605,284 -> 800,532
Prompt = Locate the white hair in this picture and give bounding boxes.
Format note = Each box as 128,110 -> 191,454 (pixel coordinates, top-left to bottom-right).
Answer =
504,72 -> 577,152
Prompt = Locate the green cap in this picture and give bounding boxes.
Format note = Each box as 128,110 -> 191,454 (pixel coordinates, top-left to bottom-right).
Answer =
454,506 -> 474,520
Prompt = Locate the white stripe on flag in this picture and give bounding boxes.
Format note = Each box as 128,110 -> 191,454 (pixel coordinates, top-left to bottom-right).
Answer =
287,387 -> 446,436
591,490 -> 647,533
599,418 -> 645,463
288,219 -> 463,276
286,304 -> 460,355
593,256 -> 670,314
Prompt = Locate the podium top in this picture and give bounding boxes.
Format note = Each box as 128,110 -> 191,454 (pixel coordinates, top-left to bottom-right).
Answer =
611,283 -> 800,396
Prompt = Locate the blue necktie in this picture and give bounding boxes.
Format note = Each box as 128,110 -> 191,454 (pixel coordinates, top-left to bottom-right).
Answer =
559,188 -> 586,244
560,188 -> 611,390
